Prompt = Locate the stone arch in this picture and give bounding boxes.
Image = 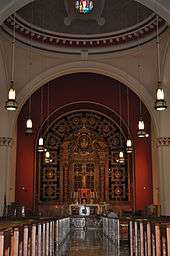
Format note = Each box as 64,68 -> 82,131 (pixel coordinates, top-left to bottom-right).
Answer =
9,61 -> 158,211
10,61 -> 159,137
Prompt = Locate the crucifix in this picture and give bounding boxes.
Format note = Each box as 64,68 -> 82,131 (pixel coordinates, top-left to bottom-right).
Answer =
82,164 -> 87,188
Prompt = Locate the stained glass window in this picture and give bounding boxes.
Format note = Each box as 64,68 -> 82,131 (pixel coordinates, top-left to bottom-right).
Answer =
75,0 -> 94,14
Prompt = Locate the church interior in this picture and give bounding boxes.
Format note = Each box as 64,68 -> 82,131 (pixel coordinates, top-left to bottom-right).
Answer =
0,0 -> 170,255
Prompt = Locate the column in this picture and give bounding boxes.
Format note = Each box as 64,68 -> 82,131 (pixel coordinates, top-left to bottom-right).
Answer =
157,137 -> 170,215
0,103 -> 17,216
157,90 -> 170,216
0,136 -> 12,216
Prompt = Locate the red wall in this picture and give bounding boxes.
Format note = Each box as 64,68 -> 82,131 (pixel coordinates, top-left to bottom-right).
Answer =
16,73 -> 153,211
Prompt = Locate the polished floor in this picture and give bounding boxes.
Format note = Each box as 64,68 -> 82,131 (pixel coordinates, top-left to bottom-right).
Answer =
56,229 -> 129,256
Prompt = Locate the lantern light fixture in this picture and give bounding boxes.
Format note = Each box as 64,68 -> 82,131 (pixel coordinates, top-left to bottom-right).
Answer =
154,16 -> 167,111
118,84 -> 125,164
5,13 -> 17,111
5,81 -> 17,111
25,95 -> 33,134
118,151 -> 125,164
126,139 -> 133,153
155,83 -> 167,111
126,87 -> 133,153
25,117 -> 33,134
45,150 -> 52,163
37,137 -> 44,152
137,118 -> 146,138
136,62 -> 149,138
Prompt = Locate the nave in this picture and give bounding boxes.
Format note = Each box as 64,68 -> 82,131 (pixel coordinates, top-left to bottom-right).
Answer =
0,215 -> 170,255
57,229 -> 129,256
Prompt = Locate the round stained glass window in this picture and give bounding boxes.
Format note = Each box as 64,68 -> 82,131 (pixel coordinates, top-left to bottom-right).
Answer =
75,0 -> 94,14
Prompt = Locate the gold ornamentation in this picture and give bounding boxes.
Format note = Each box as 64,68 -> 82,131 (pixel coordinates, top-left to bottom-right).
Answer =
46,170 -> 54,179
157,137 -> 170,147
114,170 -> 122,179
46,186 -> 55,196
0,137 -> 12,146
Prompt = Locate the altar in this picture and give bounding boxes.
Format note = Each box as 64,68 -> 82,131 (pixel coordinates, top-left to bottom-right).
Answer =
69,203 -> 100,215
69,202 -> 109,216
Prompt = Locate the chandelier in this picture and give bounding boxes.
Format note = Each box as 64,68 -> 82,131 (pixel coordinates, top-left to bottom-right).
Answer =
75,0 -> 93,14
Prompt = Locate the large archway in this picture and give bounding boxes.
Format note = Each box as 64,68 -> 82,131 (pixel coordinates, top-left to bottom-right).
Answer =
16,73 -> 153,214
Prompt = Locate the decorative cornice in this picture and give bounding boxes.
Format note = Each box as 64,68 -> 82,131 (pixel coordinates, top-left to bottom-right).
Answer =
1,14 -> 167,53
0,137 -> 12,147
157,137 -> 170,147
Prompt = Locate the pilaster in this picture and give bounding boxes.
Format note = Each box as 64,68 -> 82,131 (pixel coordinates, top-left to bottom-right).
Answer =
157,137 -> 170,215
0,136 -> 12,216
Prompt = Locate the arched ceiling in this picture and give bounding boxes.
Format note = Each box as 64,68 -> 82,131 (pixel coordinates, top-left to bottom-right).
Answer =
17,0 -> 152,35
0,0 -> 170,25
1,0 -> 168,53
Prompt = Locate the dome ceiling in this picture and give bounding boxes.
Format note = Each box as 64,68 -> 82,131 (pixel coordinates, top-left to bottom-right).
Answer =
2,0 -> 167,53
17,0 -> 152,35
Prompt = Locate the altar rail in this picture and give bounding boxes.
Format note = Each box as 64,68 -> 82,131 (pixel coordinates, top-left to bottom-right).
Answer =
129,217 -> 170,256
0,217 -> 70,256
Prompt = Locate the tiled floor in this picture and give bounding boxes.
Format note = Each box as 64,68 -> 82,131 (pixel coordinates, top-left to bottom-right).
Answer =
56,229 -> 129,256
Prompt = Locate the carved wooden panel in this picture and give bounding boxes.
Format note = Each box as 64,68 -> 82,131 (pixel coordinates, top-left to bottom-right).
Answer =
37,111 -> 131,204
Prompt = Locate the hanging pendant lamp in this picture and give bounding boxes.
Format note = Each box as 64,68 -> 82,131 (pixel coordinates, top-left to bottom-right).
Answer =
45,150 -> 50,163
137,117 -> 146,138
37,137 -> 44,152
126,139 -> 133,153
118,151 -> 125,164
155,82 -> 167,111
126,87 -> 133,153
154,16 -> 167,111
118,85 -> 125,164
5,14 -> 17,111
25,117 -> 33,134
5,81 -> 17,111
25,96 -> 33,134
137,62 -> 149,138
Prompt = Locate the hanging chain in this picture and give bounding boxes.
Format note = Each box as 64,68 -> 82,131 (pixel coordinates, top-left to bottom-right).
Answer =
156,15 -> 161,84
47,82 -> 50,131
40,87 -> 43,125
119,83 -> 122,147
126,86 -> 130,135
11,13 -> 16,84
28,2 -> 34,117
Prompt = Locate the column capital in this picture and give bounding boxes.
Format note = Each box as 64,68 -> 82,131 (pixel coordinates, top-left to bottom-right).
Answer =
0,137 -> 12,147
157,137 -> 170,147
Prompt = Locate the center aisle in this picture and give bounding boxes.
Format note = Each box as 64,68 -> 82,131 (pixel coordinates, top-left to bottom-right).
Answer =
56,229 -> 129,256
